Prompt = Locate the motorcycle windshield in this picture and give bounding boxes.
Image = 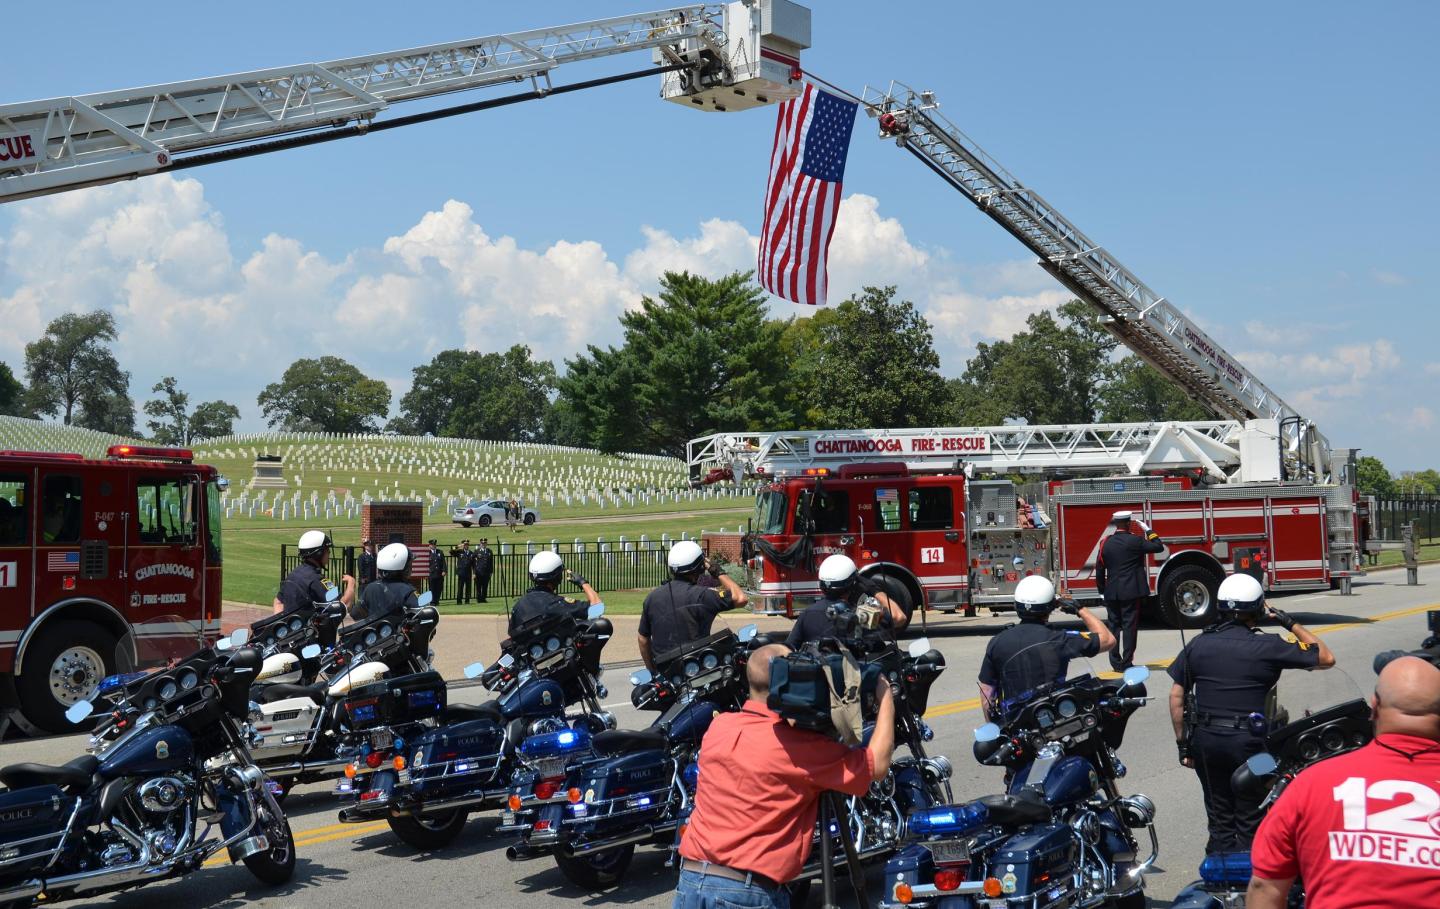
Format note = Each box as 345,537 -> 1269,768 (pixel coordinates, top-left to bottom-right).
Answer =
987,639 -> 1098,720
1266,662 -> 1368,741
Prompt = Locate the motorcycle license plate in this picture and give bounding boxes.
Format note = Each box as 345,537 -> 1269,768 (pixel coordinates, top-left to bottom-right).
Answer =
929,838 -> 970,863
369,729 -> 394,750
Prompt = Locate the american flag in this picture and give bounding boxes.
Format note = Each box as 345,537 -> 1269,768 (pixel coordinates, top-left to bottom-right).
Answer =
758,82 -> 858,306
47,550 -> 79,572
876,488 -> 899,503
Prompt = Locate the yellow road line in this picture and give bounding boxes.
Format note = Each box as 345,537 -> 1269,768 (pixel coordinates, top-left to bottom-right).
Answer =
921,601 -> 1439,720
202,820 -> 391,866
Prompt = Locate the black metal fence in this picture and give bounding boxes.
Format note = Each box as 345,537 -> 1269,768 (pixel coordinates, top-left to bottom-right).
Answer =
1371,495 -> 1440,542
279,540 -> 689,605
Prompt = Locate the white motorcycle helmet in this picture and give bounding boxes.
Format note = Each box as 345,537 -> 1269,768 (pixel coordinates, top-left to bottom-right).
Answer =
377,542 -> 410,576
1217,573 -> 1265,615
1013,575 -> 1056,618
667,540 -> 706,576
818,554 -> 860,598
529,550 -> 565,584
298,529 -> 332,558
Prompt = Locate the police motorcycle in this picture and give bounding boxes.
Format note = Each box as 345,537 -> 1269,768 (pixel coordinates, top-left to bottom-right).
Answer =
1170,667 -> 1375,909
0,619 -> 294,907
245,590 -> 438,800
883,651 -> 1157,909
335,601 -> 612,849
501,622 -> 763,889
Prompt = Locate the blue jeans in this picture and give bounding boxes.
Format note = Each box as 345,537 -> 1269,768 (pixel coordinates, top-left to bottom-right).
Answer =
674,868 -> 790,909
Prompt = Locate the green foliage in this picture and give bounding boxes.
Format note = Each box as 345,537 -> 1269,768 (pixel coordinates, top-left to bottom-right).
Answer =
257,356 -> 391,433
1355,455 -> 1396,497
1395,468 -> 1440,496
1098,356 -> 1212,423
24,311 -> 132,429
146,377 -> 239,444
557,271 -> 792,456
189,400 -> 241,442
786,286 -> 948,428
392,345 -> 555,441
0,362 -> 26,417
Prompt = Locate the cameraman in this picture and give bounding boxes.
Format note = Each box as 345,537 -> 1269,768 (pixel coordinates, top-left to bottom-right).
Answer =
676,644 -> 895,909
787,555 -> 910,651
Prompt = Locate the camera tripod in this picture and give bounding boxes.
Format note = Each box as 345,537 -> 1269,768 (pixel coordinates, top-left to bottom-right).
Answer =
816,790 -> 871,909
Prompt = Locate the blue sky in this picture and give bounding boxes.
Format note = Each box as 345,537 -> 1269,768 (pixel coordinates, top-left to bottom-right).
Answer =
0,1 -> 1435,468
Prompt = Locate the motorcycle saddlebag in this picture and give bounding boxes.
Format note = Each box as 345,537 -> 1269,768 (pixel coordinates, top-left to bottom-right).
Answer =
569,750 -> 673,834
0,785 -> 69,874
990,824 -> 1074,898
344,670 -> 447,731
409,719 -> 508,796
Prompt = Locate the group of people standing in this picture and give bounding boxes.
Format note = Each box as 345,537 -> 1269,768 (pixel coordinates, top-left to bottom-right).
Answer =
358,537 -> 495,603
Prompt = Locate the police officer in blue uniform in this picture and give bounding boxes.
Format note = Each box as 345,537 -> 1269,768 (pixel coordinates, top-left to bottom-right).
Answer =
352,542 -> 419,621
1096,510 -> 1166,670
977,575 -> 1116,717
509,550 -> 602,635
1167,573 -> 1335,855
786,554 -> 911,652
274,529 -> 355,615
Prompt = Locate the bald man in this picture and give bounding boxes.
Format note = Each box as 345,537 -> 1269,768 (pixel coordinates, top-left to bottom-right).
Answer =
674,644 -> 895,909
1247,657 -> 1440,909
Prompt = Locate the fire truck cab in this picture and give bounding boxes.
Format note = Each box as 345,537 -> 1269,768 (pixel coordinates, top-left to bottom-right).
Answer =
0,445 -> 225,734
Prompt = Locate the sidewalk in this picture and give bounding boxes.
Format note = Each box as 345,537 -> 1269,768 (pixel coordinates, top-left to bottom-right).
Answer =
220,601 -> 796,679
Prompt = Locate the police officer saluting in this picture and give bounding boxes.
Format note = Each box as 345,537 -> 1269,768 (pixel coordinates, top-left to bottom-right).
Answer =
1095,510 -> 1165,671
786,554 -> 910,651
426,539 -> 446,601
1167,573 -> 1335,857
352,542 -> 420,621
978,575 -> 1115,717
453,539 -> 476,604
274,530 -> 356,615
638,541 -> 747,672
509,550 -> 603,635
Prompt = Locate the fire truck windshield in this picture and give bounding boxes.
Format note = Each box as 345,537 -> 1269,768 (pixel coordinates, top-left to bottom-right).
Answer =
754,489 -> 787,535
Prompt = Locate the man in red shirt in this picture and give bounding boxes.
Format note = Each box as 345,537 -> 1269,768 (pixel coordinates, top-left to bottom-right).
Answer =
1247,656 -> 1440,908
676,643 -> 896,908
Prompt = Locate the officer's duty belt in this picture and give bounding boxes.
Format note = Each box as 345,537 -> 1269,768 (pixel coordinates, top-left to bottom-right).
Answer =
1192,712 -> 1254,730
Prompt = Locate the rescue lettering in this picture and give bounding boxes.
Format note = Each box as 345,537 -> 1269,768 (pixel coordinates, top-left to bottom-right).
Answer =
812,434 -> 990,455
133,562 -> 197,582
0,132 -> 41,165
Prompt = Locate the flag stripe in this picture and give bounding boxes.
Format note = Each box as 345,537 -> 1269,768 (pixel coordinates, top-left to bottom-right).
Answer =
758,83 -> 856,307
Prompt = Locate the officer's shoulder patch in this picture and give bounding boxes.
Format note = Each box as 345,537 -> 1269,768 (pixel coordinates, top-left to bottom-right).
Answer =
1064,630 -> 1089,638
321,578 -> 335,589
1296,641 -> 1313,651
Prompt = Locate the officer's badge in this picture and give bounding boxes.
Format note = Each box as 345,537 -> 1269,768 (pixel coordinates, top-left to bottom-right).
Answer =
155,740 -> 170,760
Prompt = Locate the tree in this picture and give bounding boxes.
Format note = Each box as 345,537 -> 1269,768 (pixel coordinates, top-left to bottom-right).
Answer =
1097,356 -> 1212,423
257,357 -> 391,433
786,286 -> 949,428
24,311 -> 131,427
949,301 -> 1118,425
144,377 -> 239,444
556,271 -> 793,455
0,362 -> 26,417
189,400 -> 240,442
1355,455 -> 1396,497
391,345 -> 556,441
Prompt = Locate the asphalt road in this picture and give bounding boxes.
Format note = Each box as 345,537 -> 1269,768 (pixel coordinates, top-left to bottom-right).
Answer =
10,566 -> 1435,909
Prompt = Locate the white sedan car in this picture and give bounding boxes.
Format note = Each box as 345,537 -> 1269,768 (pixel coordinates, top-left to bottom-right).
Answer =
451,500 -> 539,527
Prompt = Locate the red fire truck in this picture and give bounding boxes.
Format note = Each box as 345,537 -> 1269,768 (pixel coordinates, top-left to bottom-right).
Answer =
690,423 -> 1364,630
0,445 -> 225,733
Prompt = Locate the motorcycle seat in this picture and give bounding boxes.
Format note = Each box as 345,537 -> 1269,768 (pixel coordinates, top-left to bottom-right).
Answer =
592,729 -> 668,755
0,754 -> 99,792
979,791 -> 1051,826
444,700 -> 503,724
256,682 -> 326,704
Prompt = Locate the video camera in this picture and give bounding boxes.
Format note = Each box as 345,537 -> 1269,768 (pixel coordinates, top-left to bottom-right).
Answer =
768,647 -> 885,744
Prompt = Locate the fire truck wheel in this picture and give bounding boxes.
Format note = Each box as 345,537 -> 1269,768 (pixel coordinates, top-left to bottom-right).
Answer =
17,621 -> 117,734
1158,566 -> 1220,629
871,573 -> 914,617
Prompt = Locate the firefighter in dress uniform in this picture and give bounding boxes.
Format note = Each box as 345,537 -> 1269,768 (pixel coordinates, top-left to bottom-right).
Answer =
1167,573 -> 1335,857
274,529 -> 356,615
1095,510 -> 1165,671
352,542 -> 420,621
508,550 -> 603,635
426,539 -> 446,602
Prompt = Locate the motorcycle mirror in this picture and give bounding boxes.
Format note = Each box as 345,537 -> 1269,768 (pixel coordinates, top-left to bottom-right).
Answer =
973,722 -> 1002,743
325,586 -> 341,603
1246,752 -> 1279,776
738,624 -> 758,643
498,653 -> 515,669
65,701 -> 94,724
907,638 -> 932,658
1121,666 -> 1150,687
463,661 -> 487,679
416,591 -> 433,608
230,627 -> 250,646
630,668 -> 653,686
301,644 -> 322,659
587,603 -> 606,620
216,636 -> 233,652
1012,556 -> 1024,567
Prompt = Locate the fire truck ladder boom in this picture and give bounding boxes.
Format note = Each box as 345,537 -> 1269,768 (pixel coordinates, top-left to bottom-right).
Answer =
688,421 -> 1253,485
0,6 -> 731,203
860,83 -> 1331,481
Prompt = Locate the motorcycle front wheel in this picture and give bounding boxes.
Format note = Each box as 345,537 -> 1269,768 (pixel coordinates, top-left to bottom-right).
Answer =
243,802 -> 296,885
388,810 -> 468,849
554,843 -> 635,889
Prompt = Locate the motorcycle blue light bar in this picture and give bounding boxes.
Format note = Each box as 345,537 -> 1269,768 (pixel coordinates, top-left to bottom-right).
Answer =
1199,852 -> 1252,884
906,801 -> 988,839
519,726 -> 591,758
